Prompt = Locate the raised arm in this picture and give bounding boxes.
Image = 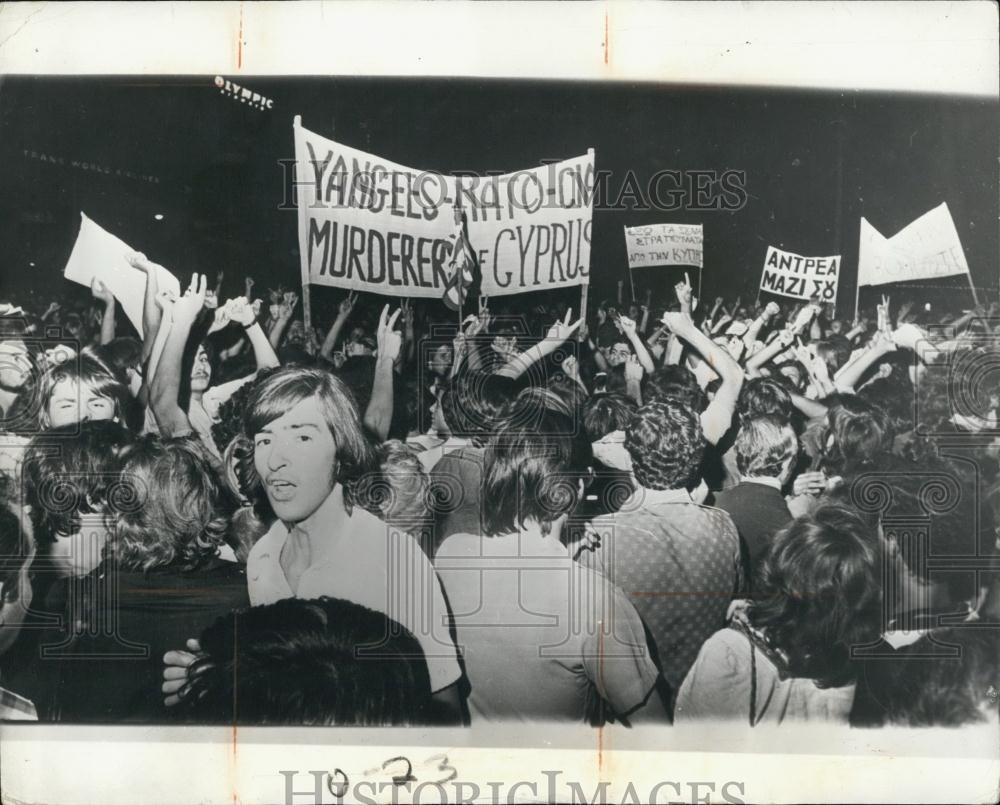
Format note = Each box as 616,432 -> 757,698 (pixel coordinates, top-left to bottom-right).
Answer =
128,253 -> 163,363
320,292 -> 356,361
832,330 -> 896,393
495,309 -> 582,380
228,298 -> 279,369
149,274 -> 207,437
745,328 -> 794,377
663,311 -> 744,445
617,315 -> 655,374
267,292 -> 298,350
363,305 -> 401,441
91,278 -> 117,345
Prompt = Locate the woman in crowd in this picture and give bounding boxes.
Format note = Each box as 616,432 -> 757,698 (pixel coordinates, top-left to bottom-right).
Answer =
674,504 -> 886,725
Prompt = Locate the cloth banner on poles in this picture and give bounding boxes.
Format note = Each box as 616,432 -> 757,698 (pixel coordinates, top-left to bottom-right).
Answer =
857,202 -> 969,288
293,117 -> 594,298
758,246 -> 840,303
623,223 -> 703,269
63,212 -> 180,337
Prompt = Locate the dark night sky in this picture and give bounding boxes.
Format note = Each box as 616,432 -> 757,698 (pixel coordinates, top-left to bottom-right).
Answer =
1,76 -> 996,321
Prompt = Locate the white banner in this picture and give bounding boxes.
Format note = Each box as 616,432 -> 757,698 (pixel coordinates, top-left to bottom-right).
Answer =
293,117 -> 594,298
63,213 -> 180,337
858,202 -> 970,287
759,246 -> 841,303
623,223 -> 703,269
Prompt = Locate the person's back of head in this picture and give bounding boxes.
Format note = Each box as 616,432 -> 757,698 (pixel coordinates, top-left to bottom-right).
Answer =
751,503 -> 885,688
626,399 -> 704,492
735,414 -> 797,482
483,407 -> 592,537
440,371 -> 515,445
644,364 -> 707,412
23,419 -> 134,553
858,374 -> 914,438
821,394 -> 894,476
112,435 -> 235,573
583,392 -> 637,442
182,596 -> 433,725
738,376 -> 793,423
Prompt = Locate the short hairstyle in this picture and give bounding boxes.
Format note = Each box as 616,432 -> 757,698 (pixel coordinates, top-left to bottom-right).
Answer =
239,367 -> 378,516
354,440 -> 431,529
820,395 -> 894,476
23,420 -> 134,549
583,392 -> 637,442
181,596 -> 433,725
482,408 -> 592,537
736,415 -> 798,478
36,349 -> 129,429
440,371 -> 515,443
750,504 -> 885,688
814,338 -> 852,374
644,364 -> 707,412
112,435 -> 235,572
737,376 -> 793,422
626,400 -> 705,491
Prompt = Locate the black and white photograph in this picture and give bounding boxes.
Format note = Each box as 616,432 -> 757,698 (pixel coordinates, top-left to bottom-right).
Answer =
0,2 -> 997,803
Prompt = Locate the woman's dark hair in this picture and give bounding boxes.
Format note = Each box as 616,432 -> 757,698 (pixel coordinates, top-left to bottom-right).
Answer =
211,368 -> 278,457
626,399 -> 705,491
23,420 -> 134,549
851,626 -> 1000,727
239,366 -> 378,518
111,435 -> 236,572
819,395 -> 894,476
482,407 -> 592,537
95,337 -> 142,375
440,371 -> 516,444
644,364 -> 707,412
583,392 -> 637,442
181,596 -> 433,726
750,504 -> 885,688
738,376 -> 793,422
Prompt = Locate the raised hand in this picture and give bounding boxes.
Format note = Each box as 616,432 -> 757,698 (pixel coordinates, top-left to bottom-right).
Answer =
624,353 -> 644,382
877,295 -> 891,333
126,252 -> 161,274
280,291 -> 299,319
763,301 -> 781,319
545,308 -> 583,342
90,277 -> 114,305
618,314 -> 638,339
338,291 -> 357,318
228,296 -> 257,327
244,276 -> 255,297
173,273 -> 208,326
206,302 -> 233,335
791,303 -> 820,334
561,354 -> 580,378
661,311 -> 693,333
792,471 -> 827,497
155,289 -> 178,312
675,272 -> 694,313
376,305 -> 403,362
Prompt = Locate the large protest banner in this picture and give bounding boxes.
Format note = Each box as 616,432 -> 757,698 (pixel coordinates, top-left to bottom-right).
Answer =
759,246 -> 841,304
293,117 -> 594,301
857,202 -> 969,287
623,223 -> 703,269
64,212 -> 180,337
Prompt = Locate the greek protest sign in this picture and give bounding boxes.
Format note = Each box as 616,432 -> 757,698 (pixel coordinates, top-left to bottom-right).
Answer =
63,212 -> 180,337
857,202 -> 969,287
293,117 -> 594,298
623,223 -> 703,269
759,246 -> 840,303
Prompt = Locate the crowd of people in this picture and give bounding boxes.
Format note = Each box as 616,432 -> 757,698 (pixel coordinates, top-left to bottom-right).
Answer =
0,256 -> 998,728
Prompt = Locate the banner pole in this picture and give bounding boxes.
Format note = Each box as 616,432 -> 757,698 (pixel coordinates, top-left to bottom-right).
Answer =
853,280 -> 862,322
292,115 -> 312,337
628,269 -> 636,304
696,265 -> 703,309
579,283 -> 589,325
966,273 -> 981,309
